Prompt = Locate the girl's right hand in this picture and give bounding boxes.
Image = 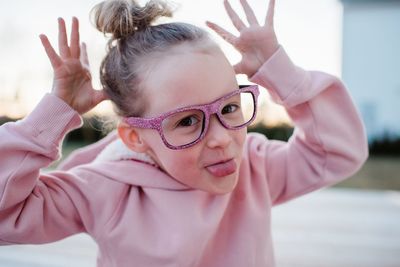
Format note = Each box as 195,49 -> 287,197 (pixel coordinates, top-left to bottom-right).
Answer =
39,17 -> 108,115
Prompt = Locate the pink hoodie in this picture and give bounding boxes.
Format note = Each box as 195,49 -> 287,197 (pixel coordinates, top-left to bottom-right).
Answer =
0,47 -> 368,267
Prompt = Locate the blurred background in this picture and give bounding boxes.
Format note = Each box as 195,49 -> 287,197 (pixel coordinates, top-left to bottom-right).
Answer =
1,0 -> 398,189
0,0 -> 399,266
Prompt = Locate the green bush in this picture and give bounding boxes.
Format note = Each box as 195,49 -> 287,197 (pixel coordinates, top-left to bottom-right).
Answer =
0,116 -> 17,125
2,115 -> 400,156
65,116 -> 111,143
248,123 -> 294,142
369,137 -> 400,156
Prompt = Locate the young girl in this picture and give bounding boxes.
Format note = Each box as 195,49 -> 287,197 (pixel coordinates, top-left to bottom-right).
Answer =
0,0 -> 368,266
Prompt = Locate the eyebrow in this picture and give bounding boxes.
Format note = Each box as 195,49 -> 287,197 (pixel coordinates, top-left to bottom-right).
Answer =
175,88 -> 240,110
176,84 -> 253,111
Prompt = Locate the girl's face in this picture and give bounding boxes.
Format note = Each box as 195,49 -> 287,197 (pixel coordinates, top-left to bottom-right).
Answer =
138,43 -> 246,194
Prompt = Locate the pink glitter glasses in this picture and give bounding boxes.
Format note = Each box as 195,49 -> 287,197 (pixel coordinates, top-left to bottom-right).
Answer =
123,85 -> 259,150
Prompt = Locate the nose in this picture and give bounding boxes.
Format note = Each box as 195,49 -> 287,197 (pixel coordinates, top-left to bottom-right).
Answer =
205,115 -> 232,149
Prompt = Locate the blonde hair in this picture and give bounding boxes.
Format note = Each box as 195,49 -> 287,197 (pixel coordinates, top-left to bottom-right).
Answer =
91,0 -> 211,117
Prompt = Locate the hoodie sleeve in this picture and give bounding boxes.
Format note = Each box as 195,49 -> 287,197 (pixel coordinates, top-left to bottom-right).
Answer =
0,94 -> 93,244
247,46 -> 369,206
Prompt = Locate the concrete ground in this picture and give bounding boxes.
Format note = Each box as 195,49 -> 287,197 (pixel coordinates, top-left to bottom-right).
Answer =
1,188 -> 399,267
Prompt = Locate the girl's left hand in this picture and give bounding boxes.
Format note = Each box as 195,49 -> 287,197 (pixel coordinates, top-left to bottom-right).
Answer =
206,0 -> 279,78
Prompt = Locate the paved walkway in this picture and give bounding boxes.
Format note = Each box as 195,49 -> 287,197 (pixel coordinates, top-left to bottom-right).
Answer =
272,188 -> 400,267
1,188 -> 399,267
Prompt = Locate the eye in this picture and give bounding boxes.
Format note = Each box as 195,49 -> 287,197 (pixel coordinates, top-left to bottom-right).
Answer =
221,104 -> 240,115
177,115 -> 200,127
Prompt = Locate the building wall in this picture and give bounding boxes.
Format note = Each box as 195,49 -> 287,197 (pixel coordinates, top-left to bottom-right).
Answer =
341,0 -> 400,140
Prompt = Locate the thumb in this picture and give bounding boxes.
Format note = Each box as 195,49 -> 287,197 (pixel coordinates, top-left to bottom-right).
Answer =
93,89 -> 109,105
233,62 -> 258,78
233,63 -> 244,75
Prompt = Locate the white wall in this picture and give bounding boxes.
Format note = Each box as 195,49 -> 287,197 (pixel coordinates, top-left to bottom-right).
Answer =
341,0 -> 400,140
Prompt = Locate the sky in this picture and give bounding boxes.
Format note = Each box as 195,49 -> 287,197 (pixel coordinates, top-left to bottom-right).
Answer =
0,0 -> 343,123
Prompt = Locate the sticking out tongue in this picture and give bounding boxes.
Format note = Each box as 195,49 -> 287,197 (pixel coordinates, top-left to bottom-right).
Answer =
206,159 -> 236,177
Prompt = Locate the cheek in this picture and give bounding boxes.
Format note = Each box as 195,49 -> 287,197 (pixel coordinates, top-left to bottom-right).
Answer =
145,135 -> 201,180
234,128 -> 247,151
240,129 -> 247,143
156,148 -> 203,188
163,152 -> 199,175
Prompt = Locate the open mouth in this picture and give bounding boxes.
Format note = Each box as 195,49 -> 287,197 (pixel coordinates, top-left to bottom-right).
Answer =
205,159 -> 237,177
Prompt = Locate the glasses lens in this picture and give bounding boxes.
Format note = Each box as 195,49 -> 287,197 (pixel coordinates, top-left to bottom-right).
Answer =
219,91 -> 255,128
161,109 -> 205,147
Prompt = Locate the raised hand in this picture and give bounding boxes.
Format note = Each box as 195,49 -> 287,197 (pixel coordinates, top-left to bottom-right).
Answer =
206,0 -> 279,78
39,17 -> 107,115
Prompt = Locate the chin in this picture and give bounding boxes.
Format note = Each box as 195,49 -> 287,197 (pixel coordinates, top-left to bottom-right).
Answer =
205,173 -> 239,195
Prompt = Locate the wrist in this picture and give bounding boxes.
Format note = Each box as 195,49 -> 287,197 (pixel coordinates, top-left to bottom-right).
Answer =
245,43 -> 281,78
259,40 -> 280,66
50,91 -> 74,110
21,93 -> 82,144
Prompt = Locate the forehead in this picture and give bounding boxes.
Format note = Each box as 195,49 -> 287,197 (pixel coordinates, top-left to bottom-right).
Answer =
141,43 -> 237,117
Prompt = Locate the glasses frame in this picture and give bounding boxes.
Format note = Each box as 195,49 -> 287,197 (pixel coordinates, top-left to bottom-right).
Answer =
123,85 -> 260,150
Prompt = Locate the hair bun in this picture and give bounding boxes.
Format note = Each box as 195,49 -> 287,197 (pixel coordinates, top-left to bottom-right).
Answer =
92,0 -> 173,40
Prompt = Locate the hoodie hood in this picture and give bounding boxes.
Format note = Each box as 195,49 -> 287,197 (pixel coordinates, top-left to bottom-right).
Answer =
94,138 -> 158,167
76,138 -> 191,191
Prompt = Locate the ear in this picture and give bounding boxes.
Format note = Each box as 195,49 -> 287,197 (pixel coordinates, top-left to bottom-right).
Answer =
117,122 -> 149,153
